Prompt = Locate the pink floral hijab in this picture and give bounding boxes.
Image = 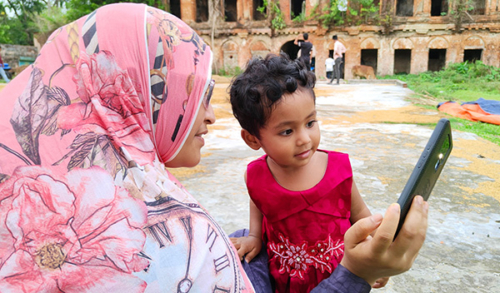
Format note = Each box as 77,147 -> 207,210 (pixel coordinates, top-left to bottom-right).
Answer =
0,4 -> 252,292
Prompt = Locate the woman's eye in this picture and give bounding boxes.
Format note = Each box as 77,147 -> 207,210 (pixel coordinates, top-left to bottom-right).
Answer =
307,120 -> 317,127
279,129 -> 293,136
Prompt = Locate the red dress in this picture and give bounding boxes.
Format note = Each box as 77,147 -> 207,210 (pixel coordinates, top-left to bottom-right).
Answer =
246,150 -> 352,293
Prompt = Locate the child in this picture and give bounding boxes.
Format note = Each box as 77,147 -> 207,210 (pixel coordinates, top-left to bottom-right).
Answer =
229,54 -> 387,292
325,53 -> 335,79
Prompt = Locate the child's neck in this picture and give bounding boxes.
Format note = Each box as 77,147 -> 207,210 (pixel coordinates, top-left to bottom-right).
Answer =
266,151 -> 328,191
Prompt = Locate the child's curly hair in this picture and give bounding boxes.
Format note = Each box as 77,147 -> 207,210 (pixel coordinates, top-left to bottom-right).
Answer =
229,53 -> 316,139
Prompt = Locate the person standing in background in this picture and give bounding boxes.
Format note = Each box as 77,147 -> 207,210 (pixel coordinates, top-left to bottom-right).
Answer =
325,53 -> 335,79
0,47 -> 10,83
329,35 -> 346,85
294,33 -> 314,71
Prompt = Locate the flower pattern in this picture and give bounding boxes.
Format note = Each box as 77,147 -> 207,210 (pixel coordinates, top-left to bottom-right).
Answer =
57,51 -> 156,167
0,166 -> 149,293
268,233 -> 344,279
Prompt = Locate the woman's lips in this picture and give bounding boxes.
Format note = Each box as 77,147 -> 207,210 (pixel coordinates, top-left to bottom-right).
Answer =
195,134 -> 205,146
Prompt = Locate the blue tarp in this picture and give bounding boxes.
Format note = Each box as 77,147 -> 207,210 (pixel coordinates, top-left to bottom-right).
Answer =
462,98 -> 500,115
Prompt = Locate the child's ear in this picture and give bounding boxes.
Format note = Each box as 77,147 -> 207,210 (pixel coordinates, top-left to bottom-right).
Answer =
241,129 -> 261,150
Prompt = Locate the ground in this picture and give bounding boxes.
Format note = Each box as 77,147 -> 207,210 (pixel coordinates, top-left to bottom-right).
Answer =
173,80 -> 500,293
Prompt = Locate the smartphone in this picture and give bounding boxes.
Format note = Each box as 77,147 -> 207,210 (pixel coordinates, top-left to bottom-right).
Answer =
395,118 -> 453,238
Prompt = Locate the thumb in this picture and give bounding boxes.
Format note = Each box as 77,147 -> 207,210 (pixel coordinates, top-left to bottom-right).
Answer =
345,214 -> 383,247
245,248 -> 260,263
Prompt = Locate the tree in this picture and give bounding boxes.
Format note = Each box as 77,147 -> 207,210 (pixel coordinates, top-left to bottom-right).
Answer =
0,0 -> 46,45
65,0 -> 166,23
0,0 -> 167,45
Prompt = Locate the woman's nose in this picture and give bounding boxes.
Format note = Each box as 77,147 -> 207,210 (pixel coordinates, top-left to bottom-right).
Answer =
205,103 -> 216,125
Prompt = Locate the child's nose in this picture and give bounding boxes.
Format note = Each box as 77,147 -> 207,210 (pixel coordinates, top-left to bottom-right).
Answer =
296,129 -> 311,146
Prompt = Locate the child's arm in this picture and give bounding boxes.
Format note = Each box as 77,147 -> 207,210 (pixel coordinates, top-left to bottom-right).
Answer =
350,179 -> 390,289
229,172 -> 263,263
349,180 -> 372,224
230,200 -> 263,263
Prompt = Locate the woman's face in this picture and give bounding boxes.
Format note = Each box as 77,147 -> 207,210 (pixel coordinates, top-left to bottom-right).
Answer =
164,103 -> 216,168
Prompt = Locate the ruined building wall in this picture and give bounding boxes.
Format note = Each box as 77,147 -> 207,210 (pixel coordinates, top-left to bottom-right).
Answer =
174,0 -> 500,79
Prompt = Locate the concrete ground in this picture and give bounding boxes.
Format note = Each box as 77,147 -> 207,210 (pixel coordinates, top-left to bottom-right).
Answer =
171,81 -> 500,293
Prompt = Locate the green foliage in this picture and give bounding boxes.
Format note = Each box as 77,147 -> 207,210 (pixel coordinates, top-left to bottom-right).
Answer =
381,61 -> 500,103
258,0 -> 286,30
449,117 -> 500,145
66,0 -> 165,23
33,6 -> 69,42
291,1 -> 307,23
359,0 -> 379,23
318,0 -> 345,27
217,66 -> 243,77
380,61 -> 500,145
318,0 -> 379,28
0,0 -> 46,45
448,0 -> 476,32
0,0 -> 167,45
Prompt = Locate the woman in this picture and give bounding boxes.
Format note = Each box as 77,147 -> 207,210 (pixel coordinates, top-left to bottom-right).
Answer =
0,4 -> 428,292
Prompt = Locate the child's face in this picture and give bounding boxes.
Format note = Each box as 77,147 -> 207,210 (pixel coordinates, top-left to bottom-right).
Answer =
252,87 -> 320,169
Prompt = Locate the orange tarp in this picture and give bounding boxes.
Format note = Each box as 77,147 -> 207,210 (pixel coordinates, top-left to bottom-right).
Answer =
438,102 -> 500,125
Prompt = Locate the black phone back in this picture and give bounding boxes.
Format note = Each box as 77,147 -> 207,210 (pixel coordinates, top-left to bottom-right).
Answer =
396,118 -> 453,236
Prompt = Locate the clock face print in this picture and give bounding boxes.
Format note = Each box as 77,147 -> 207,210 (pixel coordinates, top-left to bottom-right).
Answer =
139,196 -> 244,293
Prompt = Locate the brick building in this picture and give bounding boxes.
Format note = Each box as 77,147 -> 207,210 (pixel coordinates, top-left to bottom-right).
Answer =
171,0 -> 499,79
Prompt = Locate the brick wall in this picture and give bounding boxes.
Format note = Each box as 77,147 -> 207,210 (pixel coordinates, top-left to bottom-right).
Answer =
0,44 -> 38,68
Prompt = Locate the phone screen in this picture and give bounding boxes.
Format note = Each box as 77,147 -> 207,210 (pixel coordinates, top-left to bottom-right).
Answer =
394,118 -> 453,238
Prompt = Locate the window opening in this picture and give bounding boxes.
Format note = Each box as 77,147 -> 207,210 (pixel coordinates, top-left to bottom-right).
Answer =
396,0 -> 414,16
470,0 -> 486,14
196,0 -> 209,22
428,49 -> 446,71
464,49 -> 482,63
431,0 -> 448,16
169,0 -> 181,18
291,0 -> 305,19
225,0 -> 238,21
394,49 -> 411,74
361,49 -> 378,74
254,0 -> 267,20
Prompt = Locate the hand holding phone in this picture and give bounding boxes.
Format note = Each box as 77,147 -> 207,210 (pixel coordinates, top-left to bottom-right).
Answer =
395,118 -> 453,238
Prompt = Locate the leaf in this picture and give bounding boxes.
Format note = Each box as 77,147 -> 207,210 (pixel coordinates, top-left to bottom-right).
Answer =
53,132 -> 97,167
9,68 -> 47,165
67,134 -> 98,171
95,135 -> 128,179
41,86 -> 71,136
0,173 -> 10,183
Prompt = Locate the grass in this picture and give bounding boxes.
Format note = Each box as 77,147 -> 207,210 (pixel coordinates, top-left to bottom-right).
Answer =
380,61 -> 500,145
449,117 -> 500,145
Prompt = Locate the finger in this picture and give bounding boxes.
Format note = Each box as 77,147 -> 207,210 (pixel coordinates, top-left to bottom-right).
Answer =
374,277 -> 390,288
344,213 -> 383,248
237,247 -> 246,260
371,203 -> 400,255
245,248 -> 259,263
394,196 -> 428,257
231,241 -> 241,250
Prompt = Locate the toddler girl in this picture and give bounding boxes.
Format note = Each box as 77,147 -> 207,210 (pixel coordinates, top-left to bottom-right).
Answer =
229,54 -> 387,292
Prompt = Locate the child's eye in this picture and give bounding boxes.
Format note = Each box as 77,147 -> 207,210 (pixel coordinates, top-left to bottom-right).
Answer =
307,120 -> 317,128
279,129 -> 293,136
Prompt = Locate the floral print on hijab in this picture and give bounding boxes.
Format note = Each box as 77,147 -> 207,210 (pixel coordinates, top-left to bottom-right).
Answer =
0,3 -> 252,292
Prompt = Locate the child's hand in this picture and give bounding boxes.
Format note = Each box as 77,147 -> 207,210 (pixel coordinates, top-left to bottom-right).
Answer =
229,235 -> 262,263
372,277 -> 390,289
